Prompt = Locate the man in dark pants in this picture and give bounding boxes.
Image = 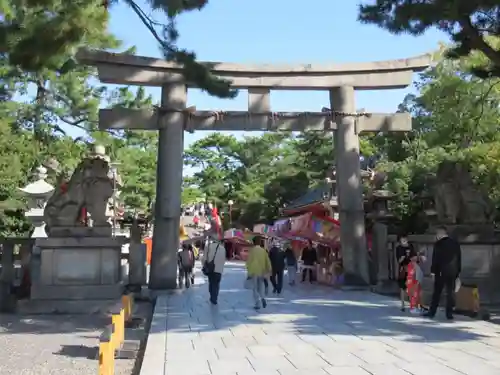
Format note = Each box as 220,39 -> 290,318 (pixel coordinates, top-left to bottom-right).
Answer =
202,231 -> 226,305
208,272 -> 222,303
268,244 -> 285,294
424,227 -> 461,320
301,241 -> 317,283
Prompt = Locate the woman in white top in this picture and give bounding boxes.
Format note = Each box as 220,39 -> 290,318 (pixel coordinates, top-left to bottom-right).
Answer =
202,231 -> 226,305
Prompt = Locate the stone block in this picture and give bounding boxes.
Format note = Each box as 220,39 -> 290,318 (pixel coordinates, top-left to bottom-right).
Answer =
49,226 -> 113,237
461,245 -> 492,277
129,243 -> 147,286
30,236 -> 123,305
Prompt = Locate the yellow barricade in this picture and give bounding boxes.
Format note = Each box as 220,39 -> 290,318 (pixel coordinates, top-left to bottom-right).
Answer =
99,325 -> 114,375
98,294 -> 135,374
111,305 -> 124,350
121,294 -> 134,322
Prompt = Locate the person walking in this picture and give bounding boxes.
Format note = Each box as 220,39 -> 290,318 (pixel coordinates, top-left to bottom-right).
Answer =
177,246 -> 185,287
406,250 -> 423,314
395,234 -> 414,311
193,213 -> 200,228
301,241 -> 317,283
179,244 -> 195,288
246,236 -> 272,310
424,227 -> 462,320
202,231 -> 226,305
268,244 -> 285,294
284,246 -> 297,286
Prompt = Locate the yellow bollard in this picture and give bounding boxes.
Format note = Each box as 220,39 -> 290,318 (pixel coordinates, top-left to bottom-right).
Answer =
121,295 -> 130,322
99,325 -> 114,375
111,303 -> 124,351
472,287 -> 480,314
119,308 -> 125,344
111,313 -> 123,349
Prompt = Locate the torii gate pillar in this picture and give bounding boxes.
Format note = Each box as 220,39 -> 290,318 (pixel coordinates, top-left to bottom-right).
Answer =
330,86 -> 369,285
150,83 -> 186,290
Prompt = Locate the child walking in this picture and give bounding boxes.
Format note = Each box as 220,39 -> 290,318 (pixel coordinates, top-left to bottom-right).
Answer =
406,251 -> 423,314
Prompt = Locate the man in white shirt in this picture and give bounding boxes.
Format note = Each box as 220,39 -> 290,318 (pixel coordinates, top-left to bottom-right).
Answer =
202,231 -> 226,305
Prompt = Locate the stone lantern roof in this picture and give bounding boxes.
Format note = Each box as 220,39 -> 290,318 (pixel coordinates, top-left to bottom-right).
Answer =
18,166 -> 55,197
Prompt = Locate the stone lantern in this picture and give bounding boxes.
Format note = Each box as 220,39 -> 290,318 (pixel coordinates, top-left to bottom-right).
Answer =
18,166 -> 55,238
368,190 -> 396,222
416,191 -> 438,231
367,189 -> 396,290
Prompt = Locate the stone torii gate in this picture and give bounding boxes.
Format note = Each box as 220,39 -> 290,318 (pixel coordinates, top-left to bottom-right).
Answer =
78,51 -> 431,289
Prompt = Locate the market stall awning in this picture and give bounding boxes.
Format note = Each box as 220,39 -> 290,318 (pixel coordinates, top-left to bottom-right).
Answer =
253,223 -> 273,236
272,213 -> 340,245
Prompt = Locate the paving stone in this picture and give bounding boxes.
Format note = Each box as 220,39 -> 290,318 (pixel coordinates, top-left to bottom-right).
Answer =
165,358 -> 211,375
247,354 -> 297,372
350,348 -> 403,364
317,350 -> 367,367
285,352 -> 332,369
400,362 -> 464,375
442,356 -> 500,375
143,261 -> 500,375
208,357 -> 254,373
360,363 -> 412,375
215,346 -> 252,359
322,366 -> 372,375
247,344 -> 288,357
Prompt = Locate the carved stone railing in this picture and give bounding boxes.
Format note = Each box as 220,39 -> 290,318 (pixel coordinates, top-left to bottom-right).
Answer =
0,238 -> 34,283
0,237 -> 35,311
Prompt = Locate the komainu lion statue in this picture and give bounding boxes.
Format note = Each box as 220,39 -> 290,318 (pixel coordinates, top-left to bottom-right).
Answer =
434,161 -> 494,224
44,157 -> 114,234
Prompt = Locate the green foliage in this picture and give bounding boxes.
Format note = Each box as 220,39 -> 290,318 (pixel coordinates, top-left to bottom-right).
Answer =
1,0 -> 115,72
1,0 -> 235,98
181,186 -> 204,206
376,42 -> 500,232
358,1 -> 500,79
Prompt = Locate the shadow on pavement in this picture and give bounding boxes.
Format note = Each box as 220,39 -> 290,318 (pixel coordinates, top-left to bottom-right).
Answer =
53,344 -> 98,359
0,313 -> 109,335
165,262 -> 494,345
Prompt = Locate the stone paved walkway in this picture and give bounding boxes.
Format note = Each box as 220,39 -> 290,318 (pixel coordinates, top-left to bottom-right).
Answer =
141,262 -> 500,375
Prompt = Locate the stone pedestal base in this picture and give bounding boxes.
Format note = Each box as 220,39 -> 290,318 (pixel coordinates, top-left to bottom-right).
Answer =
17,299 -> 119,314
343,272 -> 370,287
28,236 -> 123,313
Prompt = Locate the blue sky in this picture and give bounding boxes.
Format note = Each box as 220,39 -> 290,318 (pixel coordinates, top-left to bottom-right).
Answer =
70,1 -> 446,174
106,1 -> 446,141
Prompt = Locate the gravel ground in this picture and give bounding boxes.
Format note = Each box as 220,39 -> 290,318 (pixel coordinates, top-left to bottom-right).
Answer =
0,301 -> 152,375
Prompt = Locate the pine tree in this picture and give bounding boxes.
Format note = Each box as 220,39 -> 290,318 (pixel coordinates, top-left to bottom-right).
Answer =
0,0 -> 236,98
358,0 -> 500,79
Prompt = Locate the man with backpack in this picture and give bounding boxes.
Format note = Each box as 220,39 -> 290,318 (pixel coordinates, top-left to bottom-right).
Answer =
179,244 -> 195,288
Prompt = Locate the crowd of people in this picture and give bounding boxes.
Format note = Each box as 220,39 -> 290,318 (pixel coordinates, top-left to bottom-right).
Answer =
182,223 -> 462,319
197,226 -> 330,309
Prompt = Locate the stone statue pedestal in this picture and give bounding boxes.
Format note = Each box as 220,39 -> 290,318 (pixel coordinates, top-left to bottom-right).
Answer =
428,224 -> 495,238
20,227 -> 123,314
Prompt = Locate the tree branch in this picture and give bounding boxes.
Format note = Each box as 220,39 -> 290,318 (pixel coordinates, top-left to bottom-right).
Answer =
459,16 -> 500,69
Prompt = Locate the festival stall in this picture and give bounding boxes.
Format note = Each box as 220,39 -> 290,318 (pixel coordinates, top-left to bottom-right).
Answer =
273,213 -> 343,286
273,213 -> 340,245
